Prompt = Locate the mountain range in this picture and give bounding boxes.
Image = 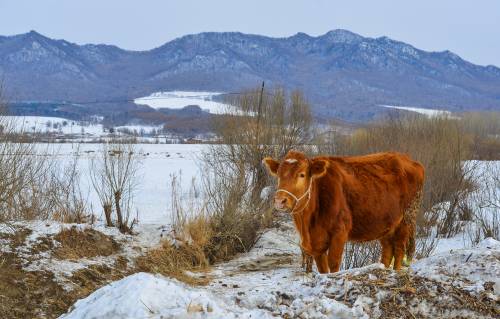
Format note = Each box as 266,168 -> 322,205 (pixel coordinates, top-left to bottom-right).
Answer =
1,30 -> 500,122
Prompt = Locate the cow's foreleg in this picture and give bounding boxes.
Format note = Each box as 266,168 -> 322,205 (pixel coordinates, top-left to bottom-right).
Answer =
313,254 -> 329,273
301,248 -> 314,273
327,231 -> 347,273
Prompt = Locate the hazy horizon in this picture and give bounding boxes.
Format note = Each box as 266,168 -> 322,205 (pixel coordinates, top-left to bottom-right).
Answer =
1,0 -> 499,67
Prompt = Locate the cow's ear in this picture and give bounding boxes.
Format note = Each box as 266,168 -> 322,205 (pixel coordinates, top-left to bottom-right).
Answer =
311,159 -> 327,178
263,157 -> 279,176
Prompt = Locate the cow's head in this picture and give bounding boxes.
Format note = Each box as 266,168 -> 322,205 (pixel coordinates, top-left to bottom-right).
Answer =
263,150 -> 328,212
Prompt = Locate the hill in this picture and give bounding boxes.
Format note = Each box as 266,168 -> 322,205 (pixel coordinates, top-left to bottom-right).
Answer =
1,30 -> 500,121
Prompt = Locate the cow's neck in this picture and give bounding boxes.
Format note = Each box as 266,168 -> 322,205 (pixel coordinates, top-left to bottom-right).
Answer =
292,179 -> 318,253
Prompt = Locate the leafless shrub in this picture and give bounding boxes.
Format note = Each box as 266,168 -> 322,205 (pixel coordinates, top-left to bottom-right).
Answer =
158,87 -> 312,269
461,112 -> 500,160
47,148 -> 90,223
201,88 -> 312,258
465,162 -> 500,245
215,87 -> 312,200
0,86 -> 53,221
341,242 -> 381,270
89,141 -> 142,233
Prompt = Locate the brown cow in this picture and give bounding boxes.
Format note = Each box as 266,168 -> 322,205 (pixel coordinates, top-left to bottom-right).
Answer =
263,150 -> 424,273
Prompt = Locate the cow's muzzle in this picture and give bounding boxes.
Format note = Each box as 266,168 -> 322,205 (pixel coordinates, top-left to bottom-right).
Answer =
273,196 -> 290,211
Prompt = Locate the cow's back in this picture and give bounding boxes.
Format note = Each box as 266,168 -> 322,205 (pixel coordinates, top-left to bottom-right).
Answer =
322,152 -> 424,241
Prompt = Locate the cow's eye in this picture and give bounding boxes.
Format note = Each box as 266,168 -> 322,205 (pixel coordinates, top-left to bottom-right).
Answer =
299,173 -> 305,178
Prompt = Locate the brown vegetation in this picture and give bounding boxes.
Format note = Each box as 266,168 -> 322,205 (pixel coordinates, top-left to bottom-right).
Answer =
53,227 -> 120,259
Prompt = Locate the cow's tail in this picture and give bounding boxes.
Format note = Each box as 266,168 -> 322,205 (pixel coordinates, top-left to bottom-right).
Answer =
404,190 -> 422,263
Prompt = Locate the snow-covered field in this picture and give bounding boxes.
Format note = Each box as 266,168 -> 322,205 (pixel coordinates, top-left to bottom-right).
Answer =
45,143 -> 205,225
1,116 -> 104,135
379,105 -> 453,117
1,116 -> 164,138
134,91 -> 235,114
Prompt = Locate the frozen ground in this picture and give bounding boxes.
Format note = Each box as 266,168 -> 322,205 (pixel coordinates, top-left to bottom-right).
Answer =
2,174 -> 499,318
134,91 -> 235,114
57,221 -> 499,319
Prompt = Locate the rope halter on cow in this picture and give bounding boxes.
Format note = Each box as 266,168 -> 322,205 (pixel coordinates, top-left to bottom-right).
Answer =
276,178 -> 313,214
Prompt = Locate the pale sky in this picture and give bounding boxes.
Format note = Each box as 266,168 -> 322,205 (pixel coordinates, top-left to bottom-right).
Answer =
1,0 -> 499,66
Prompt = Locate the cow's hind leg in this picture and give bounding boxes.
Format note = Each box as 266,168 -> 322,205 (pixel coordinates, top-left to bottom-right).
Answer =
313,254 -> 329,273
392,222 -> 410,270
380,236 -> 394,268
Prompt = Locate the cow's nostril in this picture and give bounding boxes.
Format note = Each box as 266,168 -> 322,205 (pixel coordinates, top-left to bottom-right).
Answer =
274,197 -> 287,207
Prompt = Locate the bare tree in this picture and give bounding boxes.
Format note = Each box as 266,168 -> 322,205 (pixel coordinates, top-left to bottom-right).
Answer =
89,141 -> 142,232
211,87 -> 312,201
465,161 -> 500,245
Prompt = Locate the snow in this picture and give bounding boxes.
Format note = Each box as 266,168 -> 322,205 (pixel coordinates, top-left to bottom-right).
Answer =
59,227 -> 500,319
1,115 -> 164,139
2,116 -> 104,135
38,143 -> 206,225
412,238 -> 500,296
134,91 -> 235,114
60,272 -> 270,319
4,219 -> 168,290
379,104 -> 453,117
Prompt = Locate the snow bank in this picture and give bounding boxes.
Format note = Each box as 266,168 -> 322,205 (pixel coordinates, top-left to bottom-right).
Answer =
412,238 -> 500,296
60,272 -> 269,319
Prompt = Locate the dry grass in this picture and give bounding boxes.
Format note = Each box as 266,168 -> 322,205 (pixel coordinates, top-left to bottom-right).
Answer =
53,227 -> 120,259
136,238 -> 211,286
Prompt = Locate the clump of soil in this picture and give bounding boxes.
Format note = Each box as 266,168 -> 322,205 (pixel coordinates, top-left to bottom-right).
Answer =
53,227 -> 120,259
0,226 -> 129,319
67,256 -> 131,305
0,228 -> 72,319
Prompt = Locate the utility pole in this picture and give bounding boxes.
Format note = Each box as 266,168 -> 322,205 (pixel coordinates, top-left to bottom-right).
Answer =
253,81 -> 265,203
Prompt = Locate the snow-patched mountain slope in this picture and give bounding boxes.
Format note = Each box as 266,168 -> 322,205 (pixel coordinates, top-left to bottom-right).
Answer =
60,223 -> 500,319
134,91 -> 233,114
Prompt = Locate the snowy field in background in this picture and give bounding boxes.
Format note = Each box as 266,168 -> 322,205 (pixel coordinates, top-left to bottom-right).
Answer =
134,91 -> 235,114
1,116 -> 163,136
379,105 -> 453,117
45,143 -> 206,225
1,116 -> 104,135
